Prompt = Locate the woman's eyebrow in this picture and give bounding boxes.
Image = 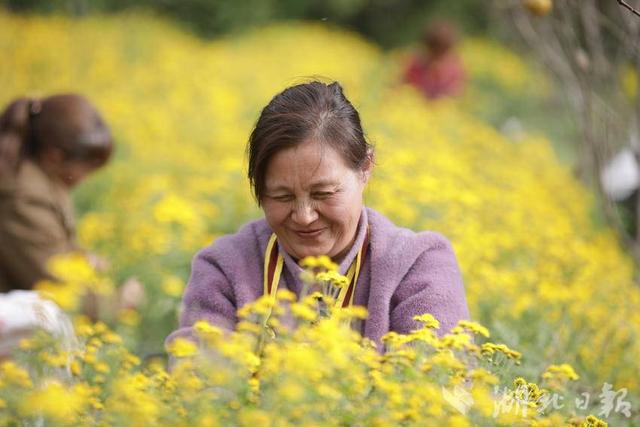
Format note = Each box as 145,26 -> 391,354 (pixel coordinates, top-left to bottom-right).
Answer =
309,180 -> 339,189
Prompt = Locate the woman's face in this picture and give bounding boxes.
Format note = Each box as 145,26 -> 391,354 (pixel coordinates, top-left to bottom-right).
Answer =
57,160 -> 98,188
38,147 -> 98,188
262,139 -> 371,261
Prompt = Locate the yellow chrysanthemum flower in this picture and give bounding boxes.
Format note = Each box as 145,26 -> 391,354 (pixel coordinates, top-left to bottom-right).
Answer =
166,338 -> 198,358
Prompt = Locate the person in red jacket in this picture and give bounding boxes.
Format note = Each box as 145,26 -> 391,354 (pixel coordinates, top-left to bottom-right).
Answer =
403,21 -> 466,100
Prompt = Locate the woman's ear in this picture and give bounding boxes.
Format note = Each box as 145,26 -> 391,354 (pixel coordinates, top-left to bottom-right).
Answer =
361,149 -> 375,184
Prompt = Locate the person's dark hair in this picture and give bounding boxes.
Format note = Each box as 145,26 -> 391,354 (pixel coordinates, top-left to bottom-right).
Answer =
247,81 -> 372,204
422,21 -> 457,57
0,94 -> 113,176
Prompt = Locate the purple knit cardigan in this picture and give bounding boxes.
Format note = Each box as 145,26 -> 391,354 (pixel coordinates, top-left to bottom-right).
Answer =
167,207 -> 469,348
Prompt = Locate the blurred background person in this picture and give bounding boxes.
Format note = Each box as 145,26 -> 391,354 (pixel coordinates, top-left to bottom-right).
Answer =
403,20 -> 466,100
0,94 -> 113,293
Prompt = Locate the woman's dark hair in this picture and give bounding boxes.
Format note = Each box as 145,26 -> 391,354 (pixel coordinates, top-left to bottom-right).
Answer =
247,81 -> 372,204
0,94 -> 113,176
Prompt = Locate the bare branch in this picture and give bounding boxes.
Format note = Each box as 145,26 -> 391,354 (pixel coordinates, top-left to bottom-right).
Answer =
618,0 -> 640,18
510,4 -> 581,104
580,0 -> 610,78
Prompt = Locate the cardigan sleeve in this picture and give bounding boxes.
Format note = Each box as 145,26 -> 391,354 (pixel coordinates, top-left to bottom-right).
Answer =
165,247 -> 238,344
389,233 -> 469,336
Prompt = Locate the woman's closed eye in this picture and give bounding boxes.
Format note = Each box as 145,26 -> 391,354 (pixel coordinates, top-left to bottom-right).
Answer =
312,191 -> 335,200
271,194 -> 295,202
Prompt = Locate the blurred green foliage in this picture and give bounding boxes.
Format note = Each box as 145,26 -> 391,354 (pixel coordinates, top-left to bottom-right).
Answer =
1,0 -> 490,47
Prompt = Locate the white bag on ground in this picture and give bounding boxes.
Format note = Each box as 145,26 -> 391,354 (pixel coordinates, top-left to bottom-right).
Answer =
0,290 -> 78,358
600,148 -> 640,201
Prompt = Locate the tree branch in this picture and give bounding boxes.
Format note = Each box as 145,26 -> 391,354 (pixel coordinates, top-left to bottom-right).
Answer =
618,0 -> 640,18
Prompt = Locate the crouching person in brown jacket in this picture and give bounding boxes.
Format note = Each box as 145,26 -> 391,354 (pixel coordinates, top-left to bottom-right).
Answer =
0,94 -> 113,292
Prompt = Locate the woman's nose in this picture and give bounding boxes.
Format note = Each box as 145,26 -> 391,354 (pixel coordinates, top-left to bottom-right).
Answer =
291,200 -> 318,226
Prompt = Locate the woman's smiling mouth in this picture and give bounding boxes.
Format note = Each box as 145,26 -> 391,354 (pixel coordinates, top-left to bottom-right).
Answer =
293,228 -> 325,239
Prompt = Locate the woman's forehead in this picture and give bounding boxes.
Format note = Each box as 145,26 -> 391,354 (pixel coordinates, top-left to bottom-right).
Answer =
265,141 -> 351,191
265,165 -> 343,191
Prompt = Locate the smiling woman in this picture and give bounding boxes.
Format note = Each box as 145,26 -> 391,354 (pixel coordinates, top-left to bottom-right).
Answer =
167,81 -> 470,348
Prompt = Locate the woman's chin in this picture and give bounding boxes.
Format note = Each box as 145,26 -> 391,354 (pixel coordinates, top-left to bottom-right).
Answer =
289,244 -> 332,260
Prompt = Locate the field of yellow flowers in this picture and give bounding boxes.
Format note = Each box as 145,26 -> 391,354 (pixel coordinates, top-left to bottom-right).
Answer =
0,10 -> 638,425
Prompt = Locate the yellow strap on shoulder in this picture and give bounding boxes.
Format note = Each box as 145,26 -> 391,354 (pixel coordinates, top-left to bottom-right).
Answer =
263,233 -> 284,328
